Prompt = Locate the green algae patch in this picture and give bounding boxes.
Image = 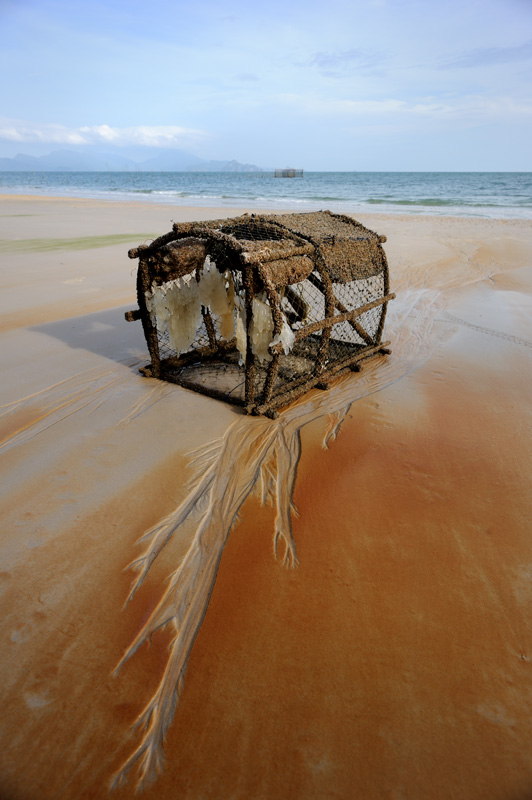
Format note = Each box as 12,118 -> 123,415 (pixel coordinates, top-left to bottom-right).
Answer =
0,233 -> 158,253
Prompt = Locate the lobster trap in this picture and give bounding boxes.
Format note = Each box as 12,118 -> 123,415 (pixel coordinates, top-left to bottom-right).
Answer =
125,211 -> 395,417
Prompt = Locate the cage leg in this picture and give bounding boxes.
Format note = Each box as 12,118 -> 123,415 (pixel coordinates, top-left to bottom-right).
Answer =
254,262 -> 287,409
137,259 -> 161,378
262,352 -> 281,405
202,307 -> 217,349
314,267 -> 335,376
244,264 -> 256,408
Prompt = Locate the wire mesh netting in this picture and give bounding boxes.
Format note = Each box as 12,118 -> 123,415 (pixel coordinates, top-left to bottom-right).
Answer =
131,211 -> 391,412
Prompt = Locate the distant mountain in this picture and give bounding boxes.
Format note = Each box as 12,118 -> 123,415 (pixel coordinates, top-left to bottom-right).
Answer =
0,149 -> 137,171
190,159 -> 264,173
0,149 -> 265,173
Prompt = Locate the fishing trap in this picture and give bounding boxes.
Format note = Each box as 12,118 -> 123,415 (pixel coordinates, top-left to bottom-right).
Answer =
125,211 -> 395,418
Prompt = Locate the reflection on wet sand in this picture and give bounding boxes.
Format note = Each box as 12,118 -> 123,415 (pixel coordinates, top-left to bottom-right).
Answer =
4,201 -> 532,800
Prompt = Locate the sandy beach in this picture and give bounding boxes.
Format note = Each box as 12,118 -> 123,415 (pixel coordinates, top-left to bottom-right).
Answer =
1,194 -> 532,799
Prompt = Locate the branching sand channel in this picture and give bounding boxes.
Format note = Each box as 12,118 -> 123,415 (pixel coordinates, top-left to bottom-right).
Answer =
111,284 -> 449,791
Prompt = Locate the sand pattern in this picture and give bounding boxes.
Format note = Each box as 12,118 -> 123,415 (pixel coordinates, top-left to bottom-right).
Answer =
2,197 -> 532,800
112,282 -> 446,789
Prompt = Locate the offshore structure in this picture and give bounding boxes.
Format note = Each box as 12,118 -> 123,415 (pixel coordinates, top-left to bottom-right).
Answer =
274,168 -> 303,178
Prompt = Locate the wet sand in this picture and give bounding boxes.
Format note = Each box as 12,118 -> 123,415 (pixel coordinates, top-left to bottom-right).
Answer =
1,195 -> 532,799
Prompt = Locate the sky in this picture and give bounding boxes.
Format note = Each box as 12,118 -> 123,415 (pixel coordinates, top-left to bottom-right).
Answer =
0,0 -> 531,171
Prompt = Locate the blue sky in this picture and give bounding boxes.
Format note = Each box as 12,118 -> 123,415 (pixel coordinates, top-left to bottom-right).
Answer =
1,0 -> 531,170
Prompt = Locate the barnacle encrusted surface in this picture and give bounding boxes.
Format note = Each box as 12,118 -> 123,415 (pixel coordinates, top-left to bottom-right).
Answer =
127,210 -> 393,415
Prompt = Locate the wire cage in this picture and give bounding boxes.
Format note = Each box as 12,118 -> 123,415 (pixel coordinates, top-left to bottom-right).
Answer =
125,210 -> 395,418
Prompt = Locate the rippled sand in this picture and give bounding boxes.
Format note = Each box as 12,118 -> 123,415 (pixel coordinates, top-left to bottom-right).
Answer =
1,196 -> 532,799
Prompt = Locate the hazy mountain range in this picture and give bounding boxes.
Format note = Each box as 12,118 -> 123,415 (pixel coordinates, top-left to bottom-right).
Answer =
0,148 -> 265,172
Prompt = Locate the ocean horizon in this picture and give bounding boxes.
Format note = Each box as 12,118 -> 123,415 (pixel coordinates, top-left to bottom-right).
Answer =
1,170 -> 531,220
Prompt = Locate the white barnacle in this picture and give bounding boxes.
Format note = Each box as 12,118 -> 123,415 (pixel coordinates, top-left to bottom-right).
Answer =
234,294 -> 247,364
147,266 -> 292,364
270,318 -> 295,355
199,260 -> 236,341
250,292 -> 274,363
166,277 -> 202,355
148,283 -> 170,337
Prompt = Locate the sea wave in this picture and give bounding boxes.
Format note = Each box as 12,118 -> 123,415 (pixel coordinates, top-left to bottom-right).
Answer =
1,171 -> 531,219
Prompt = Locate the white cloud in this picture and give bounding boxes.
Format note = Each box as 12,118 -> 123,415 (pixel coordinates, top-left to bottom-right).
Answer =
0,121 -> 87,145
276,93 -> 532,120
308,48 -> 384,77
0,119 -> 207,148
277,94 -> 452,116
441,40 -> 532,69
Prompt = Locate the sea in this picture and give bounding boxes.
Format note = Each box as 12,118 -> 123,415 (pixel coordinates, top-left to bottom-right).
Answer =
1,171 -> 531,219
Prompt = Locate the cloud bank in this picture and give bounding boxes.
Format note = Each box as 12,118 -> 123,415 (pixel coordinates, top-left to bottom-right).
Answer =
0,120 -> 207,149
442,39 -> 532,69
